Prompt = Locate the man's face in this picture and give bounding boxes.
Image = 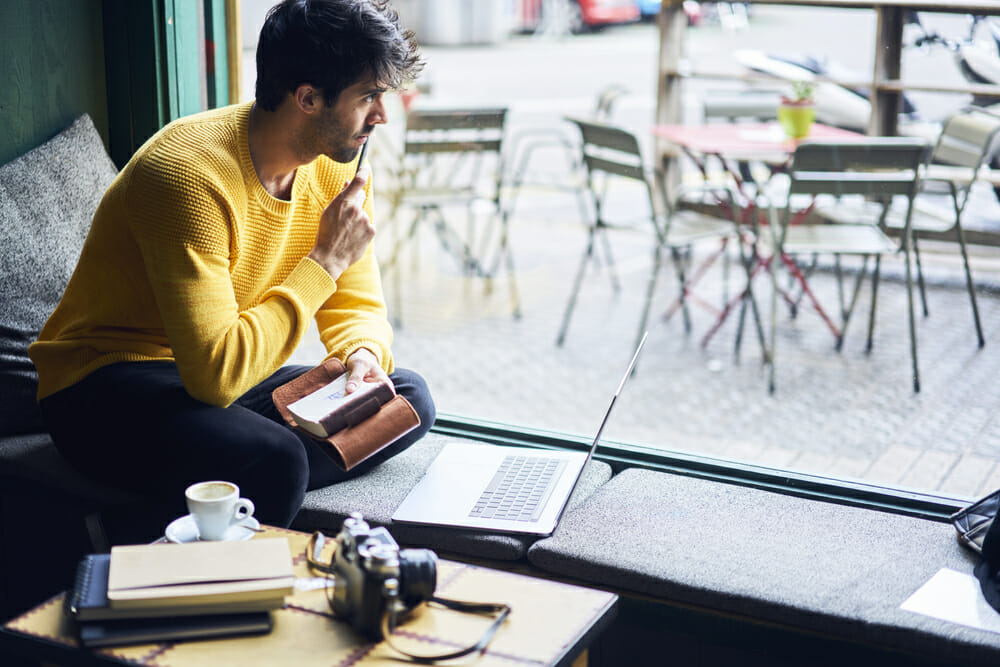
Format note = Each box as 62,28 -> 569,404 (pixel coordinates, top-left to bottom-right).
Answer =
308,76 -> 388,164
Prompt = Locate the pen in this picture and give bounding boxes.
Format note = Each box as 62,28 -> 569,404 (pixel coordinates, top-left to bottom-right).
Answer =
355,139 -> 369,178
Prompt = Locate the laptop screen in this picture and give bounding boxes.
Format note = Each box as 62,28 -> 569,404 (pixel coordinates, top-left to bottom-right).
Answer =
549,331 -> 647,526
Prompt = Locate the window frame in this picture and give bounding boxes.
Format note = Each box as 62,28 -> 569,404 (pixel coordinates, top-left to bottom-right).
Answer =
103,0 -> 231,167
432,414 -> 968,522
105,0 -> 979,524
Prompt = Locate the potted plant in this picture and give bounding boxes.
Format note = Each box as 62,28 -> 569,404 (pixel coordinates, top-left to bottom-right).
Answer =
777,81 -> 816,139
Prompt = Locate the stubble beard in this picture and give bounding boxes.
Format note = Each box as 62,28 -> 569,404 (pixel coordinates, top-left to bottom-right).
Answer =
302,108 -> 360,165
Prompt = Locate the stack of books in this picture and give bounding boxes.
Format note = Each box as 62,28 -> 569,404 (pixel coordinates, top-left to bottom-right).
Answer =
67,538 -> 294,647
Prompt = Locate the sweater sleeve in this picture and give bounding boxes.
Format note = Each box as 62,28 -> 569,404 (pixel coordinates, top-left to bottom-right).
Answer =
127,154 -> 336,407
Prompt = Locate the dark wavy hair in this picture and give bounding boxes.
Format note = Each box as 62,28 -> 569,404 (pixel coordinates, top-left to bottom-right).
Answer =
255,0 -> 423,111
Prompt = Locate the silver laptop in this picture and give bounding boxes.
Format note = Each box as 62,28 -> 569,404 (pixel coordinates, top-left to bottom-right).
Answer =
391,333 -> 647,536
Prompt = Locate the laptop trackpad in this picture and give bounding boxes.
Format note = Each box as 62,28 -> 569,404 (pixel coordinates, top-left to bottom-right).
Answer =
392,444 -> 506,524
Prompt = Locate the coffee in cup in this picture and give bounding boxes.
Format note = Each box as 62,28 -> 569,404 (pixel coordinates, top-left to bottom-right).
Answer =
185,481 -> 255,541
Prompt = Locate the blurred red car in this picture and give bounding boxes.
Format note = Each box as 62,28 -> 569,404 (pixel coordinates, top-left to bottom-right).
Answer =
519,0 -> 640,34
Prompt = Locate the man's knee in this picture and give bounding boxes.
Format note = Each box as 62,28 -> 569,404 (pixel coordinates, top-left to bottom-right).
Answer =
234,426 -> 310,527
390,367 -> 435,437
342,367 -> 434,471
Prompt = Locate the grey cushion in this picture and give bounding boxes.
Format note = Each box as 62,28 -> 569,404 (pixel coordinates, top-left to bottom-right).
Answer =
294,432 -> 613,561
0,115 -> 117,435
528,468 -> 1000,662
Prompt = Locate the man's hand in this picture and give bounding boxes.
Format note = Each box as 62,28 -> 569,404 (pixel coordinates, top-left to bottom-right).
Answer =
344,347 -> 392,394
307,164 -> 375,280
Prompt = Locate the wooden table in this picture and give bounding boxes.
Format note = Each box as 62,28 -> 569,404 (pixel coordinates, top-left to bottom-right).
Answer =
1,526 -> 617,667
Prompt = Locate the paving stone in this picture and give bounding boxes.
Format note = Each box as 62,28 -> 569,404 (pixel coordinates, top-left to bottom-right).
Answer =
975,463 -> 1000,498
899,451 -> 959,492
825,455 -> 872,481
939,453 -> 996,500
719,441 -> 767,463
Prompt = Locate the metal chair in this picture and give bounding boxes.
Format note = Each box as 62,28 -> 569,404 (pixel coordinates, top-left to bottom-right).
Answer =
765,138 -> 928,394
381,107 -> 519,323
890,106 -> 1000,347
556,118 -> 737,351
817,106 -> 1000,349
505,84 -> 629,224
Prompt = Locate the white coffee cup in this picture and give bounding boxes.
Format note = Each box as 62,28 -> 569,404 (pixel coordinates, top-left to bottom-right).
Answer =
185,481 -> 255,541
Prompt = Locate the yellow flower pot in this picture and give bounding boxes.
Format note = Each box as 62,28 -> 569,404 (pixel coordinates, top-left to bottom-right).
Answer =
777,102 -> 816,139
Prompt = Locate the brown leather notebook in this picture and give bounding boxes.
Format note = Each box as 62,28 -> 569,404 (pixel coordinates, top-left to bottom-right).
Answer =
272,359 -> 420,471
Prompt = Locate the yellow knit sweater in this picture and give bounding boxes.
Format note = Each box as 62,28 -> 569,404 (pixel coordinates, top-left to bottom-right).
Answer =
29,101 -> 393,407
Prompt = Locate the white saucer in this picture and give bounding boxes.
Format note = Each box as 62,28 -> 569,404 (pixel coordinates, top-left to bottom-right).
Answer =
164,514 -> 260,543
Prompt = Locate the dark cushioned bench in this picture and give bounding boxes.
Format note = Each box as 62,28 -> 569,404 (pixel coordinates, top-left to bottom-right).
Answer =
527,468 -> 1000,664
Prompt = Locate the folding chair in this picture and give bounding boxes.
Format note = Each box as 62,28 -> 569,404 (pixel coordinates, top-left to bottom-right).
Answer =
889,105 -> 1000,347
765,139 -> 928,394
381,107 -> 519,322
817,107 -> 1000,349
505,84 -> 629,224
556,118 -> 737,351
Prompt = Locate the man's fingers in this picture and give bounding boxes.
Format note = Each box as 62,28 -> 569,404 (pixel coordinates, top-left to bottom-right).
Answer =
353,163 -> 371,189
342,164 -> 371,203
355,162 -> 371,182
345,367 -> 367,393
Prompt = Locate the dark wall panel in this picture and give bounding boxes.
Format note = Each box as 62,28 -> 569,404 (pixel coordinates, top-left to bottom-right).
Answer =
0,0 -> 108,165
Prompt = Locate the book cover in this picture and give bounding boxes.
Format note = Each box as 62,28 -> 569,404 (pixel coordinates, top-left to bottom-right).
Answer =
77,611 -> 273,648
272,358 -> 420,471
286,372 -> 394,438
107,538 -> 294,610
68,554 -> 284,621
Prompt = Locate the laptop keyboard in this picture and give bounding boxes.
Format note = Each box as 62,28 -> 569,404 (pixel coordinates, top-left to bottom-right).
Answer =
468,455 -> 567,522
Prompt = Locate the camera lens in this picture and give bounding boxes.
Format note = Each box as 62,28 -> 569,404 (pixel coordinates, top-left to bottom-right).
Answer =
397,548 -> 437,607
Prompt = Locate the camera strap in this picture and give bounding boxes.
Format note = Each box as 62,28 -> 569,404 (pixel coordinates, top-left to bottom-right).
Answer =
381,595 -> 512,664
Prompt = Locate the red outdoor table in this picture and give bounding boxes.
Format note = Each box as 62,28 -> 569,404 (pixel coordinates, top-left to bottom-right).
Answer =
651,122 -> 868,350
653,121 -> 867,166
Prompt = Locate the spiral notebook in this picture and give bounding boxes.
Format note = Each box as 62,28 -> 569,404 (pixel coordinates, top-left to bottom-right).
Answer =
392,334 -> 646,536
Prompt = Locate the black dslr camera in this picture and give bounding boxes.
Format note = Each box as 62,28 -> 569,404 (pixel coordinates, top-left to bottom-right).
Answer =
327,513 -> 437,639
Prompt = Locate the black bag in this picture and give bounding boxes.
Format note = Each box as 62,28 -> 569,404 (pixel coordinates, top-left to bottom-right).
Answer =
951,489 -> 1000,554
953,489 -> 1000,612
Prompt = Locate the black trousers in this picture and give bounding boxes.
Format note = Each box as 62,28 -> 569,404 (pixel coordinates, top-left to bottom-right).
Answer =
39,362 -> 435,535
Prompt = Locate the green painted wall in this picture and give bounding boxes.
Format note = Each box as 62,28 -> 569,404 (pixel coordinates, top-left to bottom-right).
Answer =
0,0 -> 109,166
0,0 -> 230,169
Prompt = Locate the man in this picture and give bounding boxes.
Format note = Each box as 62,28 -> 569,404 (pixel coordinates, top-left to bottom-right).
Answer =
28,0 -> 433,533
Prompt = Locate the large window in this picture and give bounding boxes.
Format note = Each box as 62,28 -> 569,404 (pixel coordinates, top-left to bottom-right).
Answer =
239,1 -> 1000,509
